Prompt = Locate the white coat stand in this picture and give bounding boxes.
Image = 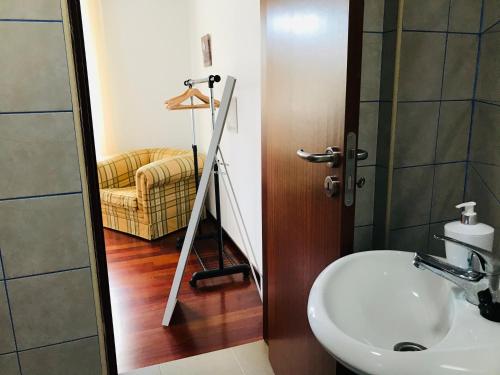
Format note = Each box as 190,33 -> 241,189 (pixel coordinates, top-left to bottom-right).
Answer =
163,76 -> 262,326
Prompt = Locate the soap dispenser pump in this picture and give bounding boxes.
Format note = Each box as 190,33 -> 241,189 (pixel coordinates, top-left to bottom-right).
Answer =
457,201 -> 478,224
444,202 -> 495,269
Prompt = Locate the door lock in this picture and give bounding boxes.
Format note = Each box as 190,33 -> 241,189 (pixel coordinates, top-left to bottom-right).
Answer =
344,132 -> 369,206
356,177 -> 366,188
324,176 -> 340,197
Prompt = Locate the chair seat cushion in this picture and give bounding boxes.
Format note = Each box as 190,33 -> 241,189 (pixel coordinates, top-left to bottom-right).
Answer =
100,186 -> 138,209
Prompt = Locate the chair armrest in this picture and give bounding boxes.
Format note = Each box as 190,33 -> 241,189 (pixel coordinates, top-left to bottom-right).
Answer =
135,154 -> 204,212
97,150 -> 150,189
136,154 -> 205,189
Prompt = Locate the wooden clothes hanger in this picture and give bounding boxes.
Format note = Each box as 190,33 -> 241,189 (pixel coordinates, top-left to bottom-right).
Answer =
165,87 -> 221,110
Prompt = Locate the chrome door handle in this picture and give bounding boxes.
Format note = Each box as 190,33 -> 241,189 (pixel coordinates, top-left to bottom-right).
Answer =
296,146 -> 341,167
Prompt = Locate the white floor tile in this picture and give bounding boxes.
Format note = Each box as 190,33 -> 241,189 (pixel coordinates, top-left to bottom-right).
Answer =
231,341 -> 274,375
121,364 -> 162,375
159,347 -> 244,375
128,341 -> 275,375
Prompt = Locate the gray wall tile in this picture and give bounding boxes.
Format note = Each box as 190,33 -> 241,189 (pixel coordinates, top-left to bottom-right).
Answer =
389,225 -> 430,252
0,1 -> 62,20
465,166 -> 499,252
354,226 -> 374,252
383,0 -> 399,32
470,162 -> 499,200
0,287 -> 16,354
364,0 -> 385,32
476,32 -> 500,103
391,166 -> 434,228
0,23 -> 72,112
373,166 -> 389,232
398,32 -> 446,101
436,101 -> 471,163
380,31 -> 397,101
355,166 -> 376,226
0,112 -> 81,199
360,33 -> 382,101
372,225 -> 386,249
394,102 -> 440,167
403,0 -> 450,31
449,0 -> 482,33
19,336 -> 101,375
376,103 -> 393,166
0,353 -> 20,375
482,0 -> 500,32
0,2 -> 102,372
431,163 -> 466,222
0,194 -> 89,278
485,23 -> 500,33
7,269 -> 97,350
358,102 -> 379,166
470,102 -> 500,165
442,35 -> 479,100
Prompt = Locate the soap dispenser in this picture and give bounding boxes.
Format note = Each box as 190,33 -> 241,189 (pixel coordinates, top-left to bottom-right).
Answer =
444,202 -> 495,269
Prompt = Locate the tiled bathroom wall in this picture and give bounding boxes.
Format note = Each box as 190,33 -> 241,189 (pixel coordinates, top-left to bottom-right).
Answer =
0,1 -> 103,374
354,0 -> 498,254
353,0 -> 385,251
354,0 -> 398,251
389,0 -> 482,254
464,4 -> 500,251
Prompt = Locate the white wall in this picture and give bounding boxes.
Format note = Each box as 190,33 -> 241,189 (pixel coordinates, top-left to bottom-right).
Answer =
80,0 -> 107,161
82,0 -> 263,273
81,0 -> 194,159
187,0 -> 262,272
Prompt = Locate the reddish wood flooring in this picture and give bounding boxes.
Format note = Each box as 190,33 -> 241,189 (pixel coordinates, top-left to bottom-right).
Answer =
104,221 -> 263,373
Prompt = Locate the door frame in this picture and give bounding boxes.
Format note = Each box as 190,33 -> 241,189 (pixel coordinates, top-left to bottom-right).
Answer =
66,2 -> 118,374
66,0 -> 363,372
261,0 -> 364,349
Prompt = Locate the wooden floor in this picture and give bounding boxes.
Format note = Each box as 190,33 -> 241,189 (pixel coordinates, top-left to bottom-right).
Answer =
104,221 -> 263,373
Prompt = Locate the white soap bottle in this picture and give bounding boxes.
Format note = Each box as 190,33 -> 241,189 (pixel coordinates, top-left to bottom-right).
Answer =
444,202 -> 495,269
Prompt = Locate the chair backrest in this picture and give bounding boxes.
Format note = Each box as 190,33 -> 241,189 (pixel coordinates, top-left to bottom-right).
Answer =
97,149 -> 151,189
149,148 -> 191,162
98,148 -> 193,189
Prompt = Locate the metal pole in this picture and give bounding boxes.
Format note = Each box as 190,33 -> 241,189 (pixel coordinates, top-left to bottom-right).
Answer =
190,95 -> 200,190
208,81 -> 224,270
190,96 -> 196,145
209,86 -> 216,129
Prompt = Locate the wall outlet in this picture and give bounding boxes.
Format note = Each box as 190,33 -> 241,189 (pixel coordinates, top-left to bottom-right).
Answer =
226,97 -> 239,133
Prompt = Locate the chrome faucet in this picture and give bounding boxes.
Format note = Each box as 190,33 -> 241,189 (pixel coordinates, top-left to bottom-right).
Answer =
413,234 -> 500,306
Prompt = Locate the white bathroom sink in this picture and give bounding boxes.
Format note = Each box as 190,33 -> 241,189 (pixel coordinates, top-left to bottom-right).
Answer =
307,250 -> 500,375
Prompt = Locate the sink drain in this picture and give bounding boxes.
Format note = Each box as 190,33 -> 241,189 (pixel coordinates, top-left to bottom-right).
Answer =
393,342 -> 427,352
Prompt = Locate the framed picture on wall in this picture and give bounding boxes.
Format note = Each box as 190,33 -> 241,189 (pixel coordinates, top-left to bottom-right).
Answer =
201,34 -> 212,67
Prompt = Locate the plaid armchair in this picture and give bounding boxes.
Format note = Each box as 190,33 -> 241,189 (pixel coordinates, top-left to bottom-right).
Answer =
97,148 -> 204,240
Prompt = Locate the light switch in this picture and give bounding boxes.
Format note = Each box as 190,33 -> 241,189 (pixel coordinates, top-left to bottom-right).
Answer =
226,97 -> 239,133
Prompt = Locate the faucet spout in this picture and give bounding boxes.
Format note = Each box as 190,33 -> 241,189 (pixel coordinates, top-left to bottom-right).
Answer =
414,234 -> 500,321
413,252 -> 486,305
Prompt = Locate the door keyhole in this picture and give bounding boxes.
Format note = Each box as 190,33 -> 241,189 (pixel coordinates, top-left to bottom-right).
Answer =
324,176 -> 340,197
356,177 -> 366,188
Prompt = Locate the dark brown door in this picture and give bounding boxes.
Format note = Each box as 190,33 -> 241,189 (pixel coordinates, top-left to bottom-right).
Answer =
261,0 -> 363,374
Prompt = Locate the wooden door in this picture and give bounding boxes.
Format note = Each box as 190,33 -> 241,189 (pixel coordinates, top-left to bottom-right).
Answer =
261,0 -> 363,374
